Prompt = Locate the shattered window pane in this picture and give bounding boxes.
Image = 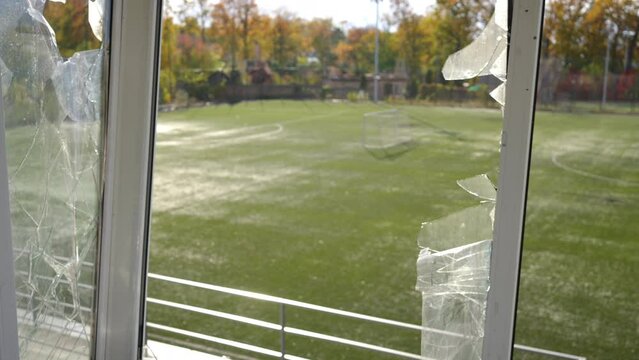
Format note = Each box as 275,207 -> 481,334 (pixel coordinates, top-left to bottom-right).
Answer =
417,240 -> 491,359
417,176 -> 496,359
416,0 -> 507,358
0,0 -> 108,358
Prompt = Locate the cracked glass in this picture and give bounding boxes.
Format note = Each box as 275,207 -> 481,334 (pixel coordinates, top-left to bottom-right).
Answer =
0,0 -> 108,358
416,0 -> 507,358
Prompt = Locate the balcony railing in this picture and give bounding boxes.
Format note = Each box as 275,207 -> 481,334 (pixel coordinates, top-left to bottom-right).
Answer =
146,273 -> 587,360
9,244 -> 587,360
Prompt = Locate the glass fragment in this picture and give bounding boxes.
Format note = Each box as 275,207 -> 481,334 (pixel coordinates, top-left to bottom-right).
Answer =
88,0 -> 104,42
416,240 -> 491,360
441,16 -> 507,81
490,49 -> 507,82
0,0 -> 107,358
0,57 -> 11,94
490,82 -> 506,107
456,174 -> 497,202
418,0 -> 508,358
52,50 -> 104,123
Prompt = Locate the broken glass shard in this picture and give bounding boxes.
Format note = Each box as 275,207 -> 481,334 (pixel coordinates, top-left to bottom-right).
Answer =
89,0 -> 105,41
1,0 -> 106,358
417,240 -> 491,360
442,15 -> 508,81
490,82 -> 506,107
0,58 -> 12,94
490,49 -> 507,82
418,203 -> 494,252
457,174 -> 497,202
27,7 -> 57,40
0,1 -> 27,34
494,0 -> 508,31
52,49 -> 103,123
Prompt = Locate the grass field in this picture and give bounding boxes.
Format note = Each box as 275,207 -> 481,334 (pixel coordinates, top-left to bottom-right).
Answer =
145,101 -> 639,360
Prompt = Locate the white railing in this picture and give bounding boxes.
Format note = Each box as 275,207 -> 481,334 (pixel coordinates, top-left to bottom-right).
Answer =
8,247 -> 586,360
146,273 -> 587,360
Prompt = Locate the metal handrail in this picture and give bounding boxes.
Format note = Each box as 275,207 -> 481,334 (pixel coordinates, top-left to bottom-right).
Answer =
7,254 -> 587,360
147,273 -> 586,360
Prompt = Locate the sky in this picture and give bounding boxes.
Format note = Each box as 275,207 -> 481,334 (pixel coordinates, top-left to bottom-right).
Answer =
257,0 -> 436,27
171,0 -> 437,27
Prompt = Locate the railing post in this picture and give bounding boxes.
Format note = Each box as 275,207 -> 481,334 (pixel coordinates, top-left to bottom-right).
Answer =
279,303 -> 286,359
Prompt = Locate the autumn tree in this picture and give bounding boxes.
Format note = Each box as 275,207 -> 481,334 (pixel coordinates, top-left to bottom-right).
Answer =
44,0 -> 100,58
250,14 -> 274,61
237,0 -> 259,61
544,0 -> 639,74
160,15 -> 180,103
388,0 -> 425,81
210,0 -> 258,69
270,11 -> 302,69
335,27 -> 377,76
386,0 -> 427,97
306,19 -> 337,76
588,0 -> 639,73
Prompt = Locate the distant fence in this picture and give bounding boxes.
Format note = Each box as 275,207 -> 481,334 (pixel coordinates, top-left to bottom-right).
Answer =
537,58 -> 639,112
222,84 -> 322,102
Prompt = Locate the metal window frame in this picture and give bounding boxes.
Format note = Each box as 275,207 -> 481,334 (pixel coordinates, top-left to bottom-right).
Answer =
87,0 -> 546,359
0,73 -> 20,360
483,0 -> 545,359
93,0 -> 163,358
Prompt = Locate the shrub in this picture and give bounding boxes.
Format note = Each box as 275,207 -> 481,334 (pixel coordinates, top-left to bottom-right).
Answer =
320,86 -> 332,101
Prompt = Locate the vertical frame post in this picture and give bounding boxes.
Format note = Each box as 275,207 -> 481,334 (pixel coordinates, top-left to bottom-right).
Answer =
0,74 -> 19,360
94,0 -> 163,358
482,1 -> 545,359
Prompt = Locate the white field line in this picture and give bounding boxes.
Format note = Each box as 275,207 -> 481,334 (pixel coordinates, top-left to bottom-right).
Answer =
157,124 -> 283,148
157,110 -> 350,148
551,152 -> 639,187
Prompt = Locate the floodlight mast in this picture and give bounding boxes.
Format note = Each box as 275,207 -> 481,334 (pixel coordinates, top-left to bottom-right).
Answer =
373,0 -> 381,103
602,19 -> 617,108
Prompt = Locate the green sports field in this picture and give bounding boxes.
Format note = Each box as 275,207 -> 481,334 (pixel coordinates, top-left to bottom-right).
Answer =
145,101 -> 639,360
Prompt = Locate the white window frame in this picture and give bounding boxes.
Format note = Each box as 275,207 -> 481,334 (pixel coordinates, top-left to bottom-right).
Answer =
483,0 -> 546,358
0,72 -> 20,360
90,0 -> 547,358
93,0 -> 163,358
0,0 -> 546,358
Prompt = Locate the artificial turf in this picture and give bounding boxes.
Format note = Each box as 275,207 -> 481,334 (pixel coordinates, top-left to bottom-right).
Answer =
144,101 -> 638,360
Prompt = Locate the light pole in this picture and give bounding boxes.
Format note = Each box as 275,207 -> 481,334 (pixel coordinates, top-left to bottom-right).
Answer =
373,0 -> 381,103
602,19 -> 617,108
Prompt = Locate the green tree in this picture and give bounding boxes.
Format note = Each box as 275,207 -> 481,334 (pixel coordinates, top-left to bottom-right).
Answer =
389,0 -> 426,81
334,27 -> 376,76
